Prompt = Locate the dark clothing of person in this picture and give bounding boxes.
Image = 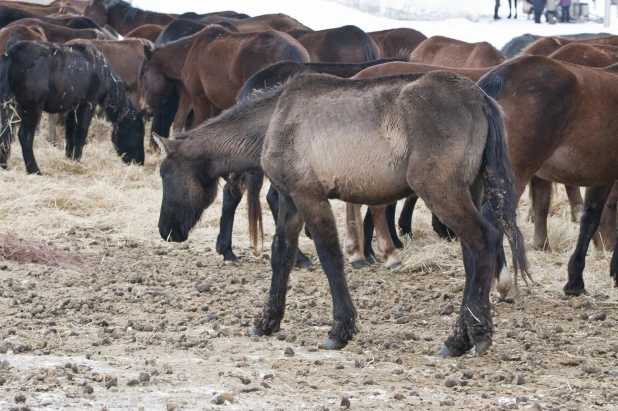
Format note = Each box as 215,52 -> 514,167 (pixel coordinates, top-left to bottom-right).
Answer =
533,0 -> 545,23
495,0 -> 501,19
562,5 -> 570,22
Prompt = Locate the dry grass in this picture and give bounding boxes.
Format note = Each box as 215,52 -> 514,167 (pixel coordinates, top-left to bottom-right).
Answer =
0,114 -> 616,301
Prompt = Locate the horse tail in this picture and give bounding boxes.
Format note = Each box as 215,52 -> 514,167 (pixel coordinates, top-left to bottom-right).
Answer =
364,35 -> 380,61
477,65 -> 506,100
279,42 -> 307,63
246,170 -> 264,255
0,53 -> 16,168
30,26 -> 48,42
481,94 -> 530,283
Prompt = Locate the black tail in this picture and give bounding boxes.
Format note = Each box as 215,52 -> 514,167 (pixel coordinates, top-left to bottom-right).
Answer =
477,66 -> 506,99
364,36 -> 380,61
0,53 -> 16,168
279,43 -> 307,63
481,95 -> 530,283
246,170 -> 264,255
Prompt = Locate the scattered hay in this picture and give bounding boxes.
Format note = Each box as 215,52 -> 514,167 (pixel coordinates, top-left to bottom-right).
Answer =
0,233 -> 94,267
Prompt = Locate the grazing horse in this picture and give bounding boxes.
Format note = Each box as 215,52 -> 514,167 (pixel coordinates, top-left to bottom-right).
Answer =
5,19 -> 108,43
141,25 -> 310,264
84,0 -> 176,35
369,28 -> 427,58
125,24 -> 164,43
0,25 -> 46,54
478,55 -> 618,297
410,36 -> 503,68
523,35 -> 618,56
501,33 -> 611,59
287,25 -> 379,63
0,42 -> 144,174
153,71 -> 528,356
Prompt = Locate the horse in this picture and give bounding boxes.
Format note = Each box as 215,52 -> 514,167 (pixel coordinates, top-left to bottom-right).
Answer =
368,28 -> 427,58
522,35 -> 618,56
125,24 -> 164,43
198,13 -> 311,33
286,25 -> 378,63
153,71 -> 528,356
0,41 -> 144,174
84,0 -> 176,35
0,25 -> 46,54
5,19 -> 109,43
501,33 -> 611,59
478,55 -> 618,298
410,36 -> 504,68
0,5 -> 107,31
0,1 -> 76,16
140,25 -> 310,265
177,11 -> 250,21
549,43 -> 618,67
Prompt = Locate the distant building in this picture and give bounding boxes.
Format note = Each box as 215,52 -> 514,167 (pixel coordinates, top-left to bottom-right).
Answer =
328,0 -> 482,21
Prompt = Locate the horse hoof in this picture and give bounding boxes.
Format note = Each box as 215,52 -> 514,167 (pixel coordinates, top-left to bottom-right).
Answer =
324,337 -> 347,350
351,260 -> 369,269
475,341 -> 491,356
437,346 -> 454,357
224,259 -> 241,267
295,259 -> 314,270
250,326 -> 266,336
393,239 -> 404,249
563,284 -> 586,296
366,254 -> 378,265
388,262 -> 403,271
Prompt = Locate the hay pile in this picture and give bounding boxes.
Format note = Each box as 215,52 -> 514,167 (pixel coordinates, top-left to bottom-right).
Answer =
0,114 -> 615,301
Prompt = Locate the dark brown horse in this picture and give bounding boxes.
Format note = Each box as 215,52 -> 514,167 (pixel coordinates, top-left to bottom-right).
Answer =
0,25 -> 46,54
5,19 -> 108,43
369,28 -> 427,58
84,0 -> 176,35
0,4 -> 106,31
549,43 -> 618,68
0,41 -> 144,174
125,24 -> 164,42
199,13 -> 311,33
410,36 -> 503,68
154,71 -> 528,356
287,25 -> 378,63
478,55 -> 618,297
141,25 -> 309,264
523,35 -> 618,56
0,1 -> 76,16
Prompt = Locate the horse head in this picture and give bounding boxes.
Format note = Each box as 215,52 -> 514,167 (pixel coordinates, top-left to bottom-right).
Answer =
84,0 -> 119,26
153,134 -> 219,242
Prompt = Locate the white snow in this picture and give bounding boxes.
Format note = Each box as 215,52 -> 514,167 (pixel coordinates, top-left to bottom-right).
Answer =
133,0 -> 618,49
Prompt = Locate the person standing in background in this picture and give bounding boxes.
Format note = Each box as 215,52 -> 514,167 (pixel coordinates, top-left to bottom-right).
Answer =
533,0 -> 545,22
546,0 -> 557,23
495,0 -> 501,19
561,0 -> 571,22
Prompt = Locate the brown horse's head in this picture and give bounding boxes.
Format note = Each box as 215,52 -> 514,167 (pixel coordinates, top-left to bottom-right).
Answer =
139,58 -> 173,114
84,0 -> 110,26
153,134 -> 219,242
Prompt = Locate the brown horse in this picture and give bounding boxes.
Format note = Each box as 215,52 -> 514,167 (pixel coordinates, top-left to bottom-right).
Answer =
0,1 -> 76,16
593,182 -> 617,250
0,25 -> 46,54
5,19 -> 108,43
287,25 -> 378,63
410,36 -> 503,68
550,43 -> 618,70
478,55 -> 618,297
369,28 -> 427,58
199,13 -> 311,33
153,71 -> 528,356
84,0 -> 176,35
141,25 -> 309,264
522,35 -> 618,56
125,24 -> 164,42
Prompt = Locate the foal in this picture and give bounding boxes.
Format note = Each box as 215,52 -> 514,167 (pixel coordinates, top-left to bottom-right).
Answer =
155,71 -> 528,356
0,41 -> 144,174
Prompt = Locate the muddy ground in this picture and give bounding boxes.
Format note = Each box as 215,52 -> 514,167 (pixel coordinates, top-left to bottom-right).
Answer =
0,118 -> 617,410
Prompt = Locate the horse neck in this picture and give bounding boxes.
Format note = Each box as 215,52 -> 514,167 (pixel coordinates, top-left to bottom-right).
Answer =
182,95 -> 279,176
107,2 -> 139,33
152,38 -> 193,79
103,65 -> 135,124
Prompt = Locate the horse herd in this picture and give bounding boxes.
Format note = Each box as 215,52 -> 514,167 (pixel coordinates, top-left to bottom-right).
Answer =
0,0 -> 617,357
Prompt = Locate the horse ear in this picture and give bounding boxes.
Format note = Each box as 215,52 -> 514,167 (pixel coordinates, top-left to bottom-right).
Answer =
152,133 -> 179,156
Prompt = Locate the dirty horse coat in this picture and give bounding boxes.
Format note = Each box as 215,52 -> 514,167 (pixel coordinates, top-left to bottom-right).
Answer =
155,71 -> 528,356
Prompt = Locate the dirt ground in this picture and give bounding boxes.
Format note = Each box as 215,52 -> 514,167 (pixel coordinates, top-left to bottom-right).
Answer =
0,117 -> 617,411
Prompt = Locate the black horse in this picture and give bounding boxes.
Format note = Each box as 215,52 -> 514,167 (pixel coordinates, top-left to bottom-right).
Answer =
0,41 -> 144,174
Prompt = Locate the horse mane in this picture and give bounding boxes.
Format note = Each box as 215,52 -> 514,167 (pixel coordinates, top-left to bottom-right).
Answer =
153,24 -> 230,50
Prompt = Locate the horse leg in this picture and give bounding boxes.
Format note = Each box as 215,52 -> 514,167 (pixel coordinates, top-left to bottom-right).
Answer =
346,203 -> 370,268
17,108 -> 42,175
565,184 -> 584,222
611,230 -> 618,287
65,111 -> 76,159
362,207 -> 378,264
370,204 -> 402,270
69,105 -> 95,161
385,203 -> 404,249
215,181 -> 242,264
252,193 -> 304,337
171,87 -> 193,136
48,113 -> 59,146
398,194 -> 418,237
295,194 -> 357,349
514,0 -> 518,18
530,175 -> 552,250
266,185 -> 313,269
508,0 -> 513,17
432,213 -> 457,241
593,182 -> 617,250
565,184 -> 614,296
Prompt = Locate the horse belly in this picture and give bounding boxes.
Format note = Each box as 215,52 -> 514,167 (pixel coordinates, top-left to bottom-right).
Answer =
537,146 -> 618,187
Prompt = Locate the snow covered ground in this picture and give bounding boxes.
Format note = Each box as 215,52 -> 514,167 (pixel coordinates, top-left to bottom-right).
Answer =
133,0 -> 618,49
